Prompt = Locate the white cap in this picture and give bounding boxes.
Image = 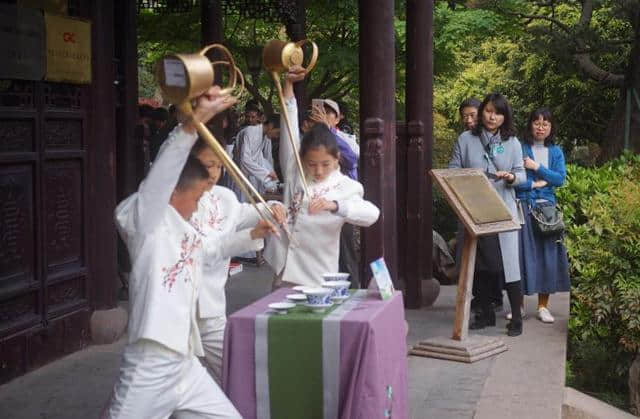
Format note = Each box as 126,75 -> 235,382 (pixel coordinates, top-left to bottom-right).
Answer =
322,99 -> 340,116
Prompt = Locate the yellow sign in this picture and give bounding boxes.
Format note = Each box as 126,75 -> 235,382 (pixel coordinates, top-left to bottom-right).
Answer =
18,0 -> 68,14
45,13 -> 91,84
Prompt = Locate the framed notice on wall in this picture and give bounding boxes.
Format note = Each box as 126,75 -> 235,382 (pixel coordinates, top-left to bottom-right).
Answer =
18,0 -> 68,14
0,4 -> 45,80
45,13 -> 91,84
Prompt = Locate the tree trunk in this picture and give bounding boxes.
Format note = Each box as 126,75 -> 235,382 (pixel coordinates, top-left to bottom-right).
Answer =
600,10 -> 640,161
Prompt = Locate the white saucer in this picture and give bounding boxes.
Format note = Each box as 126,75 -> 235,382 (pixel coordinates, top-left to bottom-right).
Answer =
332,295 -> 349,304
269,302 -> 295,314
292,285 -> 309,293
304,302 -> 332,313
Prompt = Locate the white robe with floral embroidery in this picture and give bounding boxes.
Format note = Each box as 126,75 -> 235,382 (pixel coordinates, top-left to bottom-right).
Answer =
115,126 -> 259,357
263,97 -> 380,287
190,185 -> 264,319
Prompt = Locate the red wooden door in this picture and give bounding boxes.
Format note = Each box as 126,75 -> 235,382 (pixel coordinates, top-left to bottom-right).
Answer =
0,79 -> 92,382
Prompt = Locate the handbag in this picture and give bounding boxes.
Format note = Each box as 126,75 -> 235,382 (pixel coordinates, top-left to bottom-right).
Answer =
530,204 -> 565,236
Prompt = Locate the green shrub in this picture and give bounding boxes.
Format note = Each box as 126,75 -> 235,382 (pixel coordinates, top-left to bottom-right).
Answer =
558,153 -> 640,410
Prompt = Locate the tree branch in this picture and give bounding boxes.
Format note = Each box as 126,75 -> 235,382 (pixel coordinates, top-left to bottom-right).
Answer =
494,0 -> 625,87
574,54 -> 625,87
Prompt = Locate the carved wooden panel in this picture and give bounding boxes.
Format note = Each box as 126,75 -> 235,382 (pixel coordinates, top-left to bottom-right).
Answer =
44,119 -> 83,150
47,276 -> 86,313
0,80 -> 35,108
28,309 -> 90,371
43,83 -> 87,109
0,119 -> 35,153
0,292 -> 38,331
0,165 -> 35,288
43,160 -> 84,274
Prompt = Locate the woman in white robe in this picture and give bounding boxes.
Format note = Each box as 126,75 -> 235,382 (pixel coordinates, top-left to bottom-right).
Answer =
263,67 -> 380,288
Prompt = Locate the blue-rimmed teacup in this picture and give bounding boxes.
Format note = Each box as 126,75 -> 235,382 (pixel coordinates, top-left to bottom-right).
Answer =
322,280 -> 350,298
303,287 -> 333,306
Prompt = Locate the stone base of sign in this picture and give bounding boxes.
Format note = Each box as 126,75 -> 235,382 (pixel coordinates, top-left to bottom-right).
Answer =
410,335 -> 507,363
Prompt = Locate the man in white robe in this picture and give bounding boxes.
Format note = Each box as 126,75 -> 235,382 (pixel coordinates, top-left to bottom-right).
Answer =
103,87 -> 275,419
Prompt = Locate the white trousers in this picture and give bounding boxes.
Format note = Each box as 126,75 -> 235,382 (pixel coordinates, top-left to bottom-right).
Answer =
102,339 -> 240,419
198,316 -> 226,385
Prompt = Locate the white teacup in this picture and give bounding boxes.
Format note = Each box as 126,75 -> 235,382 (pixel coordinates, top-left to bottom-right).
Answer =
303,287 -> 333,306
322,272 -> 350,282
322,280 -> 351,298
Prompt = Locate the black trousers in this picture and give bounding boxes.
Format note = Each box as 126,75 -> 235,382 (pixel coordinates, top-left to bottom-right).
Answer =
339,224 -> 360,288
472,236 -> 503,305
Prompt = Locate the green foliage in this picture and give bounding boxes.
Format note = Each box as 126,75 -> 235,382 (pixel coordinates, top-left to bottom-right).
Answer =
434,0 -> 636,154
432,112 -> 459,240
136,2 -> 362,120
558,153 -> 640,411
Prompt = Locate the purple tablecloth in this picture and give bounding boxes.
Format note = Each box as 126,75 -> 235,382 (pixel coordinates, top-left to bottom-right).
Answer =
222,288 -> 408,419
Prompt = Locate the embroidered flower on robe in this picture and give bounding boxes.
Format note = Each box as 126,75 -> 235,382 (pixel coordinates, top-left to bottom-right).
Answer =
287,190 -> 304,226
204,194 -> 227,231
287,181 -> 342,226
190,194 -> 227,236
162,233 -> 202,292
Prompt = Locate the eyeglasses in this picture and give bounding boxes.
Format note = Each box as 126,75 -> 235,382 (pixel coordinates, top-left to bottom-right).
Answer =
532,121 -> 551,129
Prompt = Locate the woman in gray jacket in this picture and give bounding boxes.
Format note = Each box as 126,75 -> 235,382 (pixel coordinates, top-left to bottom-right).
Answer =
449,93 -> 526,336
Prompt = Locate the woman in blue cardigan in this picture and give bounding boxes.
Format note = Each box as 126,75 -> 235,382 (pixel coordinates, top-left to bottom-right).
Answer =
515,108 -> 570,324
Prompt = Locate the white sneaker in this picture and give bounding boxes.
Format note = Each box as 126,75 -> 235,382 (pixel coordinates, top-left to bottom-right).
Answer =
537,307 -> 555,323
505,307 -> 526,320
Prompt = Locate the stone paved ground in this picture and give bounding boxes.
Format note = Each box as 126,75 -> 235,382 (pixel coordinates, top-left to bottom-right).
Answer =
0,265 -> 568,419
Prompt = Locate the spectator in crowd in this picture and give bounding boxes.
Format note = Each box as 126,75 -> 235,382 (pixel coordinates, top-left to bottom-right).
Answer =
233,113 -> 280,199
243,99 -> 262,127
458,98 -> 504,313
336,100 -> 354,135
449,93 -> 526,337
459,97 -> 481,131
515,108 -> 570,324
149,107 -> 176,162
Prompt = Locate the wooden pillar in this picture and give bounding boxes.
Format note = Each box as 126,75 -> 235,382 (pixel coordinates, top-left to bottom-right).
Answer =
286,0 -> 307,120
90,0 -> 117,309
114,0 -> 138,200
396,122 -> 408,287
201,0 -> 224,140
359,0 -> 397,286
403,0 -> 433,308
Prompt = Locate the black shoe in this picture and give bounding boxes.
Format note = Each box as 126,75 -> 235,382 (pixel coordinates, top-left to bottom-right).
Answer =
506,320 -> 522,336
469,310 -> 496,330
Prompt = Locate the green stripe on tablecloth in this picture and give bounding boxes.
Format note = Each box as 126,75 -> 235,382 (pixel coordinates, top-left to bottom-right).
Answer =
267,301 -> 342,419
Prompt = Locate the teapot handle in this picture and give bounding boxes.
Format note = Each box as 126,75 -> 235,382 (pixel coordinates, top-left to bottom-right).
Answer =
199,44 -> 237,95
295,39 -> 318,74
210,61 -> 245,98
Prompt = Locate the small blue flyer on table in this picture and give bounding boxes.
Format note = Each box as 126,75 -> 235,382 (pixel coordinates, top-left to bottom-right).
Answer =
370,257 -> 394,300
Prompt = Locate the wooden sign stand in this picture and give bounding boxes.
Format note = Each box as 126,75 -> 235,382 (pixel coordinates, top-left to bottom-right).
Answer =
410,168 -> 521,363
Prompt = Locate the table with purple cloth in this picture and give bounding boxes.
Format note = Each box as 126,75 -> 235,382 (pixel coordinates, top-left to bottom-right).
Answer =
222,288 -> 408,419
